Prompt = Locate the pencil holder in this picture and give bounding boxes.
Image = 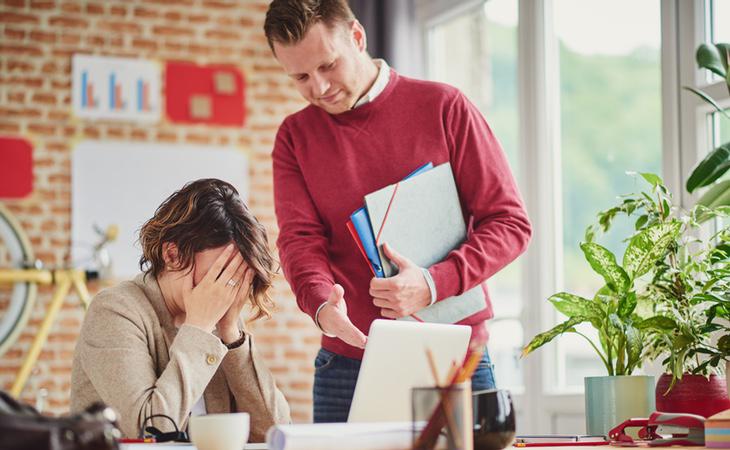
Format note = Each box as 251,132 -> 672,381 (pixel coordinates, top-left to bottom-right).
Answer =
412,382 -> 473,450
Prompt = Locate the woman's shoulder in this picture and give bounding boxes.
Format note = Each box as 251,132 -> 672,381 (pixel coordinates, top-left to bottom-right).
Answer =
87,277 -> 156,322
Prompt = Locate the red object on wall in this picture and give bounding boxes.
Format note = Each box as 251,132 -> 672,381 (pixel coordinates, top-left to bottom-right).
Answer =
0,136 -> 33,198
165,61 -> 246,126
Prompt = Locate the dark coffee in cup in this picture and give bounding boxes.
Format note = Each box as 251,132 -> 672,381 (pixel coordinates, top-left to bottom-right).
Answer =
472,389 -> 516,450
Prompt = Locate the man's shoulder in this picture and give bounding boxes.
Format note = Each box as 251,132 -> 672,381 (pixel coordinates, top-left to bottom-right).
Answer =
393,73 -> 462,104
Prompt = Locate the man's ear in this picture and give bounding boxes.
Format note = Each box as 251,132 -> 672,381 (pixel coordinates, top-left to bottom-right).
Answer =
350,20 -> 367,52
161,242 -> 180,269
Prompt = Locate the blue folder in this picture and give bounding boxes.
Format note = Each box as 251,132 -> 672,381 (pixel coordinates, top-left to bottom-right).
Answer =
350,162 -> 433,278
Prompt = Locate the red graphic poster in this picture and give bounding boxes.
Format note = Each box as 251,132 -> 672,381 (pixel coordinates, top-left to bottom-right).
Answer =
165,61 -> 246,126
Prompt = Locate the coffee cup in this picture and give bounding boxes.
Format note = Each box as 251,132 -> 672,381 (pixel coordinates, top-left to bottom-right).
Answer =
188,412 -> 250,450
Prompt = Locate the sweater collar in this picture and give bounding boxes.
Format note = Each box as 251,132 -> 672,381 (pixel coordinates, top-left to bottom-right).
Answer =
323,69 -> 399,122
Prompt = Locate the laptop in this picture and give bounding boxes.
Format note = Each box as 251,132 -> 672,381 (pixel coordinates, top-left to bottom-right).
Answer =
347,319 -> 472,423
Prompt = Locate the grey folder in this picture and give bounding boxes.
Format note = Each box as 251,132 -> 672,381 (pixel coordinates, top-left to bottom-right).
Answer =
364,162 -> 485,324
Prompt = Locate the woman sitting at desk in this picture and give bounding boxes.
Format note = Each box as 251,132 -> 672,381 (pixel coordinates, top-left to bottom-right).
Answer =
71,178 -> 291,442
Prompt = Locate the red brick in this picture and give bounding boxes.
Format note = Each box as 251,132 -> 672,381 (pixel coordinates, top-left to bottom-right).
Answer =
3,0 -> 26,7
188,13 -> 209,23
153,25 -> 193,37
49,16 -> 88,28
133,6 -> 157,19
47,110 -> 69,121
109,5 -> 126,16
0,122 -> 21,133
132,38 -> 157,51
240,17 -> 255,27
185,133 -> 212,144
6,59 -> 34,72
59,1 -> 81,13
145,0 -> 192,4
59,33 -> 80,45
30,0 -> 54,9
163,10 -> 181,21
130,129 -> 148,140
0,12 -> 39,24
203,0 -> 237,8
86,35 -> 105,46
30,30 -> 56,43
4,27 -> 25,40
156,131 -> 177,142
106,127 -> 125,139
205,29 -> 241,40
32,92 -> 57,105
83,126 -> 100,139
0,44 -> 43,56
28,123 -> 56,136
97,20 -> 141,34
86,3 -> 104,14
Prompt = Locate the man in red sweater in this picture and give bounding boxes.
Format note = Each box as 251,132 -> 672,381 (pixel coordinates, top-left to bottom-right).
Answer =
265,0 -> 531,423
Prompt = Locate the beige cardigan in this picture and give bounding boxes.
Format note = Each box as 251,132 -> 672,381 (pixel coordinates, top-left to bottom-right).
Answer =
70,274 -> 290,442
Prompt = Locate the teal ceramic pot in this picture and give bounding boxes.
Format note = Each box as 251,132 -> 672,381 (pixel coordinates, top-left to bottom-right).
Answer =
584,375 -> 655,436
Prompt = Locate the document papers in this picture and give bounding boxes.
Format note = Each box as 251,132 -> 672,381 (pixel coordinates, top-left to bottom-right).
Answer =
364,162 -> 485,324
266,421 -> 445,450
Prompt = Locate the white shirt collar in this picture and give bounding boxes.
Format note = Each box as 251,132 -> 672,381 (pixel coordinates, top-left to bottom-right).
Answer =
353,59 -> 391,109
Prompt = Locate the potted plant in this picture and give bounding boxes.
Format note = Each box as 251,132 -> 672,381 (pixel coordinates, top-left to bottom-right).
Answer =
523,173 -> 730,433
522,173 -> 681,435
583,173 -> 730,417
682,41 -> 730,407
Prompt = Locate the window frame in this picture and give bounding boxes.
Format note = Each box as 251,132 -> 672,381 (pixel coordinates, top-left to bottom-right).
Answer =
415,0 -> 712,434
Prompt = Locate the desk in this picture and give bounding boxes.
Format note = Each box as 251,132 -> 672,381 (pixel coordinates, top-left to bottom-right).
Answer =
118,444 -> 710,450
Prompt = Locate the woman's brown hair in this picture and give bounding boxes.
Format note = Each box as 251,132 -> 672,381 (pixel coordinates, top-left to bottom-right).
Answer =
139,178 -> 275,321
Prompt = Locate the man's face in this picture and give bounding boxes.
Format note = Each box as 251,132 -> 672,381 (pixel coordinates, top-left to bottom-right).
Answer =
273,21 -> 369,115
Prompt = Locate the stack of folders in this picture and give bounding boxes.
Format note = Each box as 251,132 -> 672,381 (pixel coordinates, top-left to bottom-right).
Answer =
347,162 -> 485,324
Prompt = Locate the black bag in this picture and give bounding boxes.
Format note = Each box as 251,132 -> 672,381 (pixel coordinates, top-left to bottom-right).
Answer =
0,390 -> 121,450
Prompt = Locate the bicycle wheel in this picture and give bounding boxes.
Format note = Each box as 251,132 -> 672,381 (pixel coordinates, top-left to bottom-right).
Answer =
0,203 -> 37,357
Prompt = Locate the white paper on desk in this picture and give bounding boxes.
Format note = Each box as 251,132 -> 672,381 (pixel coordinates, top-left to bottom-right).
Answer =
266,421 -> 445,450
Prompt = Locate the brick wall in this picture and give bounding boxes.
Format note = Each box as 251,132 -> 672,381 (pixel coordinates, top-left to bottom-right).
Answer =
0,0 -> 321,422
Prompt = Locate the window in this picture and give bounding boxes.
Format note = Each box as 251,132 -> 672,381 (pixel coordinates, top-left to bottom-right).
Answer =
553,0 -> 662,390
426,0 -> 523,393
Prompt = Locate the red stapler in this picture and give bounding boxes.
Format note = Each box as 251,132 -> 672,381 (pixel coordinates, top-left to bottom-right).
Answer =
608,412 -> 705,447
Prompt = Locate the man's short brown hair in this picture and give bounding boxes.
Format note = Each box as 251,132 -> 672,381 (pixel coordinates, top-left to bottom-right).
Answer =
264,0 -> 355,53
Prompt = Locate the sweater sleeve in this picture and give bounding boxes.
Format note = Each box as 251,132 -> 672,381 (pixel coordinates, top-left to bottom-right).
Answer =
76,294 -> 226,438
220,335 -> 291,442
272,120 -> 336,320
428,91 -> 532,301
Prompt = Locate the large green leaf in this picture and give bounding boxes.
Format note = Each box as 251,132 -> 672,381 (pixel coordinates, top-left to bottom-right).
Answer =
697,43 -> 727,78
697,179 -> 730,210
522,316 -> 586,357
718,335 -> 730,355
639,172 -> 663,187
635,315 -> 677,330
580,242 -> 630,294
623,222 -> 681,279
684,87 -> 730,120
549,292 -> 603,320
686,143 -> 730,193
625,324 -> 642,374
618,291 -> 637,318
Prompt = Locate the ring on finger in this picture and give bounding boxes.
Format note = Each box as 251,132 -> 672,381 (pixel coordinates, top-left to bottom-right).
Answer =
226,279 -> 238,288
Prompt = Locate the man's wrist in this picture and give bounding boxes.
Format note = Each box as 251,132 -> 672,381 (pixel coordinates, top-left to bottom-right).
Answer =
421,268 -> 437,306
314,302 -> 336,337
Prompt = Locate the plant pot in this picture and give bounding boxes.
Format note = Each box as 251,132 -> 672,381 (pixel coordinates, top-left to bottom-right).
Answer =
656,373 -> 730,417
585,375 -> 655,435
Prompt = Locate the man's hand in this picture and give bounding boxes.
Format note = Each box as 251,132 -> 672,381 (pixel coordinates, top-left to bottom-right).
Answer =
317,284 -> 367,349
370,243 -> 431,319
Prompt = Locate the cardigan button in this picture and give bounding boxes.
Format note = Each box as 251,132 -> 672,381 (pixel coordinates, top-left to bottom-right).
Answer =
206,354 -> 217,365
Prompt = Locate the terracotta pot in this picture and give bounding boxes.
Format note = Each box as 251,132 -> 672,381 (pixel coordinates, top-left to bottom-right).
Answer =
655,373 -> 730,417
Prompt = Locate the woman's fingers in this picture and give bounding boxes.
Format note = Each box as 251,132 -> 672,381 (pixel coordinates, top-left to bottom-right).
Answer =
218,252 -> 244,287
201,243 -> 236,284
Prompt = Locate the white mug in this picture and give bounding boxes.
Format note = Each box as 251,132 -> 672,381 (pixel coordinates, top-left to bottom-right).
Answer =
189,412 -> 250,450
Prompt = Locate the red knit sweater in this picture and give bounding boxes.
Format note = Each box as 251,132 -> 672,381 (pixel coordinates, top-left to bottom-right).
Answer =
273,70 -> 531,360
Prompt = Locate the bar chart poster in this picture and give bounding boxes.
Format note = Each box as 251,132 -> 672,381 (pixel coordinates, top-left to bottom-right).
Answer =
72,54 -> 161,122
